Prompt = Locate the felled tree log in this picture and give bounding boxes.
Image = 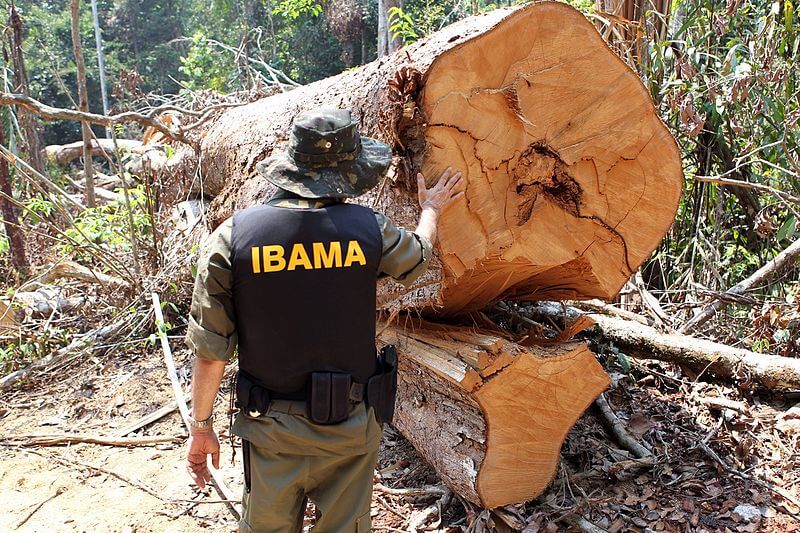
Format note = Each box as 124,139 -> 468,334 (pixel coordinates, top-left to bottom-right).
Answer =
528,302 -> 800,389
43,138 -> 142,165
379,319 -> 610,507
188,0 -> 682,315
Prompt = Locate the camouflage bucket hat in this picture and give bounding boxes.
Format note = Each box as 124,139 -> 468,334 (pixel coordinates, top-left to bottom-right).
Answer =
256,108 -> 392,199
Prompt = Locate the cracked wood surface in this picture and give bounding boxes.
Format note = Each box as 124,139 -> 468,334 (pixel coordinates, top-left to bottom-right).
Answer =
192,1 -> 682,316
379,320 -> 610,507
421,3 -> 682,312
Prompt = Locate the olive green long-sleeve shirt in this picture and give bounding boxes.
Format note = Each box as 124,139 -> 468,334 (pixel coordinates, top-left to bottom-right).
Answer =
186,199 -> 431,362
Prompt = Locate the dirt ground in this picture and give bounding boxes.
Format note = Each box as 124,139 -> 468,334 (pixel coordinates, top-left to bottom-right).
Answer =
2,337 -> 800,532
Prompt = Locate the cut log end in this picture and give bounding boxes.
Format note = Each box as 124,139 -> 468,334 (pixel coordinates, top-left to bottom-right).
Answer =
420,2 -> 683,313
380,320 -> 610,507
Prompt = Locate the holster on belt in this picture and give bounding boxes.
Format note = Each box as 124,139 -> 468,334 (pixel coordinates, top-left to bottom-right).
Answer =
235,371 -> 271,418
367,344 -> 398,425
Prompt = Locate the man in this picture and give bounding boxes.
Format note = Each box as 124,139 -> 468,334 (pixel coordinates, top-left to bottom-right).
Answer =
184,108 -> 462,532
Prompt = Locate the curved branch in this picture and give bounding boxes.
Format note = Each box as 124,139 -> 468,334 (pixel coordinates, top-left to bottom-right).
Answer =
0,93 -> 248,144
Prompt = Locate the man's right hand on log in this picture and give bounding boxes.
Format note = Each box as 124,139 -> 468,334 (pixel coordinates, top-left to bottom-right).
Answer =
415,167 -> 464,245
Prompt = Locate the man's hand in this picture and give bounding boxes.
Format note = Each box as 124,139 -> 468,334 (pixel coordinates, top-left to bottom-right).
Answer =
186,428 -> 220,490
414,167 -> 464,246
417,167 -> 464,213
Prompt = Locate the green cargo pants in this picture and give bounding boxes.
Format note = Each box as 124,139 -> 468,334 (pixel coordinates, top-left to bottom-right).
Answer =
232,399 -> 382,533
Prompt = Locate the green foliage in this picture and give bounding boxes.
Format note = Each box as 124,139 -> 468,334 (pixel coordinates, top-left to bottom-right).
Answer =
22,195 -> 55,225
643,0 -> 799,291
389,6 -> 419,45
178,31 -> 236,92
273,0 -> 322,20
59,185 -> 152,261
0,235 -> 8,256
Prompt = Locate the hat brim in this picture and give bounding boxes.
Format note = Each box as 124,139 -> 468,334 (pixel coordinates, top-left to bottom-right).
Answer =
255,137 -> 392,199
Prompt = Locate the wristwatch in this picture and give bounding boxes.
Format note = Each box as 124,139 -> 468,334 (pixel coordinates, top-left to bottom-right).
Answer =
188,413 -> 214,430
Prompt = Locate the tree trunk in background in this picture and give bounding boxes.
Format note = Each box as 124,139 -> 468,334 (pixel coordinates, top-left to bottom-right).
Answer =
7,3 -> 46,175
89,0 -> 110,138
378,0 -> 403,56
0,124 -> 28,275
192,2 -> 684,316
70,0 -> 96,207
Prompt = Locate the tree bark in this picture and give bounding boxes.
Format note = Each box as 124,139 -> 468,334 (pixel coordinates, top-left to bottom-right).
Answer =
43,138 -> 143,166
7,3 -> 46,175
193,2 -> 684,316
0,123 -> 28,274
527,302 -> 800,390
70,0 -> 96,207
89,0 -> 111,138
379,319 -> 610,507
378,0 -> 403,56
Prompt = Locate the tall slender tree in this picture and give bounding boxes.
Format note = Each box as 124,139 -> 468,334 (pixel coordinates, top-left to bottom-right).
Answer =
70,0 -> 95,207
7,2 -> 45,175
90,0 -> 110,138
377,0 -> 402,56
0,120 -> 28,275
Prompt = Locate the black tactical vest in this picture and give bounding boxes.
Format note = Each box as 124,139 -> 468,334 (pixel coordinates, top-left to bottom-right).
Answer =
230,203 -> 383,396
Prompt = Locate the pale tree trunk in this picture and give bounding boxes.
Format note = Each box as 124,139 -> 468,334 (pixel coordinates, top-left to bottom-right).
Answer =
70,0 -> 96,207
89,0 -> 110,138
378,0 -> 403,56
7,3 -> 46,175
0,124 -> 28,274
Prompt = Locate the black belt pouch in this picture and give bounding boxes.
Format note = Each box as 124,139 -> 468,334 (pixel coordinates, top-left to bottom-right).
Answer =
236,371 -> 271,418
309,372 -> 351,425
368,345 -> 398,424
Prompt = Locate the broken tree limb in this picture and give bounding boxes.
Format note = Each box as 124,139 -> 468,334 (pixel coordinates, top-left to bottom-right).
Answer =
527,302 -> 800,389
191,1 -> 682,315
681,237 -> 800,334
115,395 -> 191,437
43,138 -> 142,166
0,433 -> 181,447
379,318 -> 610,508
0,93 -> 246,144
150,292 -> 241,519
38,260 -> 129,288
594,393 -> 653,459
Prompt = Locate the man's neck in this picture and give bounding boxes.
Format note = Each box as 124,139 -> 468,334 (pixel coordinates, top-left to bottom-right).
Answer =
266,189 -> 340,209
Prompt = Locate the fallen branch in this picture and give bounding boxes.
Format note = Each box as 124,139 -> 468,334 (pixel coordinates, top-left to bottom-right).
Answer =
151,292 -> 241,520
115,395 -> 190,437
43,138 -> 142,165
526,302 -> 800,389
681,238 -> 800,333
594,393 -> 653,459
38,260 -> 129,288
46,452 -> 166,501
15,487 -> 65,529
0,319 -> 123,390
374,483 -> 448,497
569,299 -> 650,325
1,433 -> 180,447
0,92 -> 246,144
693,174 -> 800,205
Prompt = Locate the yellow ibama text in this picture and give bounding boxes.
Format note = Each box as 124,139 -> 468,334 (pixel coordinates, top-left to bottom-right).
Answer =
250,240 -> 367,273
